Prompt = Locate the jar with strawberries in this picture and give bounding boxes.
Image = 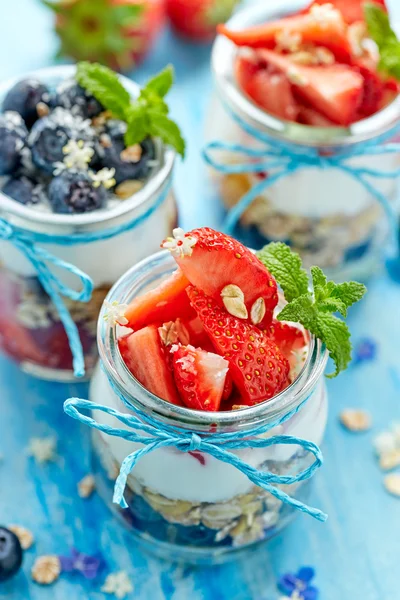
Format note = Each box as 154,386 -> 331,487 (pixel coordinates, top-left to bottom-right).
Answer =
65,227 -> 366,563
0,63 -> 183,381
204,0 -> 400,282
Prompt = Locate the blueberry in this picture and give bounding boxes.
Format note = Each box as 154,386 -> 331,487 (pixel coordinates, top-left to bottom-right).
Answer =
2,175 -> 41,205
97,120 -> 155,185
54,79 -> 104,119
0,112 -> 27,176
48,170 -> 107,214
28,107 -> 95,175
0,527 -> 23,582
2,78 -> 49,128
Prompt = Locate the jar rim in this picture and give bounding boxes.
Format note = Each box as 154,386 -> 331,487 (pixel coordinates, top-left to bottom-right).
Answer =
211,0 -> 400,148
97,249 -> 329,433
0,65 -> 175,233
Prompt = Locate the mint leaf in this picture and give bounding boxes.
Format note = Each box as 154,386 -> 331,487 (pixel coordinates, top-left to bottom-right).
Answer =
125,105 -> 149,146
277,296 -> 315,327
257,242 -> 309,302
331,281 -> 367,310
144,65 -> 174,98
314,314 -> 352,378
76,62 -> 130,120
148,112 -> 186,157
365,3 -> 400,80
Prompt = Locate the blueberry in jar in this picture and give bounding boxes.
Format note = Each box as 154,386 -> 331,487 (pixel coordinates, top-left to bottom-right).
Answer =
0,527 -> 23,582
0,112 -> 27,175
2,78 -> 50,128
28,107 -> 95,175
54,79 -> 104,119
97,120 -> 155,185
2,175 -> 41,205
48,170 -> 107,214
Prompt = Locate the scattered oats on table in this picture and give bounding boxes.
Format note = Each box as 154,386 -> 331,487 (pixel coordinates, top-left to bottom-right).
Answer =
78,474 -> 96,498
383,473 -> 400,498
340,409 -> 371,432
9,525 -> 34,550
27,436 -> 57,463
31,555 -> 61,585
101,570 -> 133,599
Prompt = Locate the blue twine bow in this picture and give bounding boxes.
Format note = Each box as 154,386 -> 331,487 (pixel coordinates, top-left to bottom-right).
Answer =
64,378 -> 327,523
0,182 -> 171,376
203,111 -> 400,249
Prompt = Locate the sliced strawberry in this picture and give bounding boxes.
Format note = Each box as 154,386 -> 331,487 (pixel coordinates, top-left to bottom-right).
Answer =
222,371 -> 234,401
353,63 -> 385,118
183,316 -> 214,351
305,0 -> 388,25
257,49 -> 364,125
218,9 -> 351,62
119,326 -> 181,405
236,54 -> 300,121
267,321 -> 307,363
124,268 -> 194,330
297,105 -> 337,127
187,287 -> 290,406
172,345 -> 229,411
167,227 -> 278,328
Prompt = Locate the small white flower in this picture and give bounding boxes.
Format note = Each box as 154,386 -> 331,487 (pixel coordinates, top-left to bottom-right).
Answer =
27,437 -> 57,464
162,228 -> 197,258
103,301 -> 129,326
101,571 -> 133,599
89,167 -> 116,189
62,139 -> 95,170
53,162 -> 67,176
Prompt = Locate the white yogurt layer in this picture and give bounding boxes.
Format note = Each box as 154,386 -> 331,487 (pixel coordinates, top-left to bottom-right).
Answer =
90,366 -> 328,504
0,190 -> 176,288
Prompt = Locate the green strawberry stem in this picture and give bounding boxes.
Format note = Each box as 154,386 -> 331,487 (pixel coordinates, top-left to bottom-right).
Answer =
257,242 -> 367,378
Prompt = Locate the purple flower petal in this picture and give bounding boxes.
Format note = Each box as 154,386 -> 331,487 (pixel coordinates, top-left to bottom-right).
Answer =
278,574 -> 298,594
303,585 -> 319,600
58,549 -> 105,580
297,567 -> 315,584
58,555 -> 75,572
353,339 -> 377,365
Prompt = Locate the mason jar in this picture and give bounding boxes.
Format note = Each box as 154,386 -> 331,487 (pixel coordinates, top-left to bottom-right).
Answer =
0,65 -> 177,381
87,250 -> 328,564
205,0 -> 400,282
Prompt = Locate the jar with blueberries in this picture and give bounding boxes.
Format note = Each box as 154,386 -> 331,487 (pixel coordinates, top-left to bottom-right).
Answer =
0,65 -> 178,381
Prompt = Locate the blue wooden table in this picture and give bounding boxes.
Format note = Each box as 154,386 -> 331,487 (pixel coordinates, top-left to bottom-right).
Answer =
1,2 -> 400,599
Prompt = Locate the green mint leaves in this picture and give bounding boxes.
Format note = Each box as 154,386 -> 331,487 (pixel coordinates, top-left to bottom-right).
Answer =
257,242 -> 367,378
364,3 -> 400,80
76,62 -> 186,156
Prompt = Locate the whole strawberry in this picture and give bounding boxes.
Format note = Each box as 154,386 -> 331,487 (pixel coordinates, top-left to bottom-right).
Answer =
166,0 -> 240,42
43,0 -> 165,71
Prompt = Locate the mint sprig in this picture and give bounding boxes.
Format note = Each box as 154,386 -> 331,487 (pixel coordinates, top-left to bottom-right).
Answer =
257,242 -> 367,378
76,62 -> 186,156
364,3 -> 400,80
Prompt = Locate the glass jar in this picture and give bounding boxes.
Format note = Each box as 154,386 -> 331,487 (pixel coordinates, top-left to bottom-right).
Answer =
88,250 -> 328,565
0,66 -> 177,381
205,0 -> 400,282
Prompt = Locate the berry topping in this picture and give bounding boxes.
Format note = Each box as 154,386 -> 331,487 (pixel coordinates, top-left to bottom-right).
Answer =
0,112 -> 27,176
28,107 -> 95,175
163,227 -> 278,328
0,526 -> 23,582
48,170 -> 107,214
2,175 -> 41,206
187,286 -> 290,406
307,0 -> 388,25
119,326 -> 181,405
2,78 -> 50,128
53,79 -> 104,118
172,345 -> 229,411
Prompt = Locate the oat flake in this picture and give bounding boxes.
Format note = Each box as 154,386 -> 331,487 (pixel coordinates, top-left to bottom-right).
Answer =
340,409 -> 371,432
31,555 -> 61,585
9,525 -> 34,550
78,474 -> 96,498
384,473 -> 400,497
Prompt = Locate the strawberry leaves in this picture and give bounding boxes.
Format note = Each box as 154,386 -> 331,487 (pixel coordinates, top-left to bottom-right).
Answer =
76,62 -> 186,156
257,243 -> 367,377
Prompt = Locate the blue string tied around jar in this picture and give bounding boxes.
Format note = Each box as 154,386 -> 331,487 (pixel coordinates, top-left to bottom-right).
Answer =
0,183 -> 171,377
203,113 -> 400,273
64,375 -> 328,523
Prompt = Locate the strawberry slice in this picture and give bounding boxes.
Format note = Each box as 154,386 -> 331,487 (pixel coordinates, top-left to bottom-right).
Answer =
267,321 -> 307,363
222,372 -> 234,401
187,287 -> 290,406
124,269 -> 195,330
172,345 -> 229,411
236,55 -> 300,121
257,49 -> 364,125
166,227 -> 278,328
218,9 -> 351,62
305,0 -> 388,25
119,326 -> 181,405
183,316 -> 215,351
353,63 -> 385,118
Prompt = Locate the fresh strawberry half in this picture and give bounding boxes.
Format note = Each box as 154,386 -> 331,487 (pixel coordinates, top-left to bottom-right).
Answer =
218,9 -> 351,62
119,326 -> 181,405
172,345 -> 229,411
187,287 -> 290,406
166,0 -> 239,42
305,0 -> 388,25
257,49 -> 364,125
165,227 -> 278,328
267,321 -> 307,366
124,268 -> 195,330
353,63 -> 385,118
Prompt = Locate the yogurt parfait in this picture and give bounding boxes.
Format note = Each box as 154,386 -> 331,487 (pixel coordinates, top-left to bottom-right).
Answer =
0,63 -> 184,380
206,0 -> 400,281
75,227 -> 366,563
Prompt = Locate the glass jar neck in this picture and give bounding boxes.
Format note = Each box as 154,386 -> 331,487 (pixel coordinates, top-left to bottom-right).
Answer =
98,250 -> 328,434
